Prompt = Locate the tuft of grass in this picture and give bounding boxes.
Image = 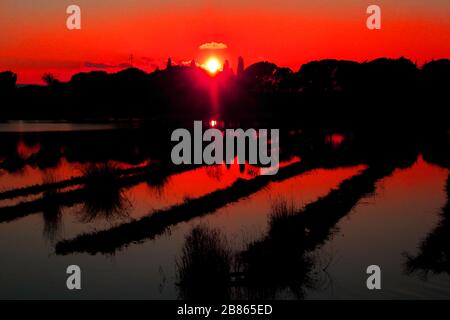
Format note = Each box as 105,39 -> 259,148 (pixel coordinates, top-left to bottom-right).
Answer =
82,162 -> 121,186
176,225 -> 232,300
79,162 -> 130,222
268,198 -> 298,241
236,197 -> 315,299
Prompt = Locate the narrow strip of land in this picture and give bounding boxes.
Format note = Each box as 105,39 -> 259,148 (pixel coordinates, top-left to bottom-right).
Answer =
0,163 -> 197,223
55,157 -> 365,255
0,162 -> 158,201
235,163 -> 400,293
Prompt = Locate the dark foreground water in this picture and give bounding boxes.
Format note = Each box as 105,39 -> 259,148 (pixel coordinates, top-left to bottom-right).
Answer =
0,123 -> 449,299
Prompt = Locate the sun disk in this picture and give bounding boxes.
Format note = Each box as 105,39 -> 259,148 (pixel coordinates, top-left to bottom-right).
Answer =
205,58 -> 221,74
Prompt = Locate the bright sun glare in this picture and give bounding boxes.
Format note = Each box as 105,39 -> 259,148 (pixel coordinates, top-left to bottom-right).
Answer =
205,57 -> 221,74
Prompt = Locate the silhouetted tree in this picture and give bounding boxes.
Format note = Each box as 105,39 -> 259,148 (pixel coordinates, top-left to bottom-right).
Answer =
166,57 -> 173,69
0,71 -> 17,91
244,61 -> 279,92
223,60 -> 231,74
245,61 -> 277,79
1,56 -> 449,128
237,56 -> 245,77
42,73 -> 60,86
0,71 -> 17,119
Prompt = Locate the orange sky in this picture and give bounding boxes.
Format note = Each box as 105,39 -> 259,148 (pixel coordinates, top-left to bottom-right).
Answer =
0,0 -> 449,83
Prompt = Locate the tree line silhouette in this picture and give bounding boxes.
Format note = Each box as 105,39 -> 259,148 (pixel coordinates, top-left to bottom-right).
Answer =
0,57 -> 449,127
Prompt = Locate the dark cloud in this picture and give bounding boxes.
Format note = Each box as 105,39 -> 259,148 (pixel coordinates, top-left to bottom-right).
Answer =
117,63 -> 132,68
84,61 -> 116,69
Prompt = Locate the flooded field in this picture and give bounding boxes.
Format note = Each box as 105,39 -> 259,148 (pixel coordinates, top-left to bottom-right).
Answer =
0,123 -> 448,299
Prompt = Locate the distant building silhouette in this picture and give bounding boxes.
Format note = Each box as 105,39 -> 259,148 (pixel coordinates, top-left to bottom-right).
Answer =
223,60 -> 231,74
237,56 -> 245,77
166,57 -> 172,69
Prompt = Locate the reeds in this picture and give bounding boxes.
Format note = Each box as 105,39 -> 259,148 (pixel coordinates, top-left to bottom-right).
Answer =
237,197 -> 314,299
267,198 -> 298,241
78,162 -> 131,222
176,225 -> 232,300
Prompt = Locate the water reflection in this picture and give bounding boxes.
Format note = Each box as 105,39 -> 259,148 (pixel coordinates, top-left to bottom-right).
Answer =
41,185 -> 63,243
55,158 -> 307,255
176,218 -> 316,300
0,125 -> 449,299
236,198 -> 317,299
0,121 -> 118,133
304,157 -> 449,299
325,133 -> 346,149
404,174 -> 450,277
236,162 -> 399,299
173,148 -> 419,299
16,140 -> 41,159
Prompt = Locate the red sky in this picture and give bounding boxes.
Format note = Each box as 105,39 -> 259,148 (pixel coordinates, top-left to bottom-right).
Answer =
1,0 -> 449,84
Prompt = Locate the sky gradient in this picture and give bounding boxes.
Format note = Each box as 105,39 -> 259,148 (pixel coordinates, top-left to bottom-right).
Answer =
1,0 -> 449,83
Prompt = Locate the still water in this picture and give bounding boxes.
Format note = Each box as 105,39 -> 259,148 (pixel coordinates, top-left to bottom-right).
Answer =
0,124 -> 448,299
0,121 -> 119,133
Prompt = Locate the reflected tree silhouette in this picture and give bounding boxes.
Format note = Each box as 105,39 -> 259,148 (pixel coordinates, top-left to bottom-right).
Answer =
41,174 -> 63,242
404,174 -> 450,277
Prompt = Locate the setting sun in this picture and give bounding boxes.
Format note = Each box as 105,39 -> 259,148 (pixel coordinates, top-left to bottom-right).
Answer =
205,57 -> 221,74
